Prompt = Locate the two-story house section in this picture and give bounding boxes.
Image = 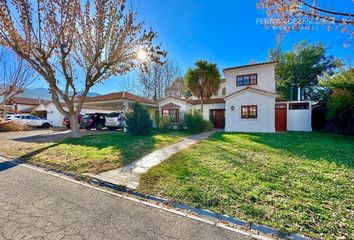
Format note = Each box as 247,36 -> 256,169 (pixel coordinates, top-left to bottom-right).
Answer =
223,62 -> 278,132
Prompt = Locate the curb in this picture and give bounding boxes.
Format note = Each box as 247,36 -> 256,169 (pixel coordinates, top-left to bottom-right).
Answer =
87,176 -> 307,240
0,156 -> 308,240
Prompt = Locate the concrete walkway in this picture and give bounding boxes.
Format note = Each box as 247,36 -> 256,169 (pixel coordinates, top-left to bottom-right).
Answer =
89,130 -> 216,189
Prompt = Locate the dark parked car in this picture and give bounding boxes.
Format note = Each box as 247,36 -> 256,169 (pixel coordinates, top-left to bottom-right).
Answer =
62,114 -> 83,129
80,113 -> 107,130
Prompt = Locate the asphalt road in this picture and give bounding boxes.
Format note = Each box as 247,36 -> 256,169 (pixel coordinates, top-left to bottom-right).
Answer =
0,160 -> 250,240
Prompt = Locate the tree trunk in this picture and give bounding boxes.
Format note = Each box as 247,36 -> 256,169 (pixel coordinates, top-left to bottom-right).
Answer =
69,114 -> 81,138
200,100 -> 204,118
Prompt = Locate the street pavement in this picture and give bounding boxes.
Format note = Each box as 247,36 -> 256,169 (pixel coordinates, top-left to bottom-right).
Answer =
0,160 -> 251,240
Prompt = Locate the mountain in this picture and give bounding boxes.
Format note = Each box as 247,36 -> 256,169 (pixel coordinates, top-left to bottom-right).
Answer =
18,88 -> 100,100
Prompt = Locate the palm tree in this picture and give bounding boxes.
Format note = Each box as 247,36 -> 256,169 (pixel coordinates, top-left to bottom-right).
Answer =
184,60 -> 221,114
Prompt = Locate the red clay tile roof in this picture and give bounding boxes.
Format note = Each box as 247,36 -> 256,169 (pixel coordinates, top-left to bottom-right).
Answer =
225,87 -> 276,99
9,97 -> 44,106
187,98 -> 225,105
159,96 -> 225,105
161,103 -> 181,109
223,61 -> 278,71
83,92 -> 157,105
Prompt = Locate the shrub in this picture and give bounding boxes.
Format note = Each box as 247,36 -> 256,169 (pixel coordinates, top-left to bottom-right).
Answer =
185,112 -> 211,133
326,89 -> 354,135
203,120 -> 214,131
160,116 -> 173,132
126,102 -> 153,135
154,109 -> 161,129
177,111 -> 185,130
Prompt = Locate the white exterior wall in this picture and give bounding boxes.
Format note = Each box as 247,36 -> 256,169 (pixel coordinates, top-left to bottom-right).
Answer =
225,91 -> 275,132
286,102 -> 312,131
193,103 -> 225,120
224,64 -> 277,95
16,104 -> 37,111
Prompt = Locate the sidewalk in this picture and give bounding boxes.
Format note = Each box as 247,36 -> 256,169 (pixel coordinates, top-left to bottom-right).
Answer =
87,130 -> 216,189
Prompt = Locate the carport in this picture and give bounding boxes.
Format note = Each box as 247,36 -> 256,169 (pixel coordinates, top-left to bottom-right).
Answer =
82,92 -> 158,114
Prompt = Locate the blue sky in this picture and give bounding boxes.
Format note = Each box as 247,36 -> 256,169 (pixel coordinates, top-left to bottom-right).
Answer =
36,0 -> 354,94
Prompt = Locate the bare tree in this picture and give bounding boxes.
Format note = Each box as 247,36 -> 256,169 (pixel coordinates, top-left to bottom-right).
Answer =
119,74 -> 146,96
0,48 -> 37,105
0,0 -> 165,137
258,0 -> 353,38
138,58 -> 181,100
166,77 -> 186,98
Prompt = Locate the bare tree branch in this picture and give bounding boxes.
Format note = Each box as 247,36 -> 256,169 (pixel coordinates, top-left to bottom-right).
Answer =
258,0 -> 354,34
138,58 -> 181,100
0,48 -> 37,105
0,0 -> 166,137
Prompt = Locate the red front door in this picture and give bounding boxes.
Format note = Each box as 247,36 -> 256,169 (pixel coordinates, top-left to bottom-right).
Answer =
275,103 -> 287,132
213,110 -> 225,128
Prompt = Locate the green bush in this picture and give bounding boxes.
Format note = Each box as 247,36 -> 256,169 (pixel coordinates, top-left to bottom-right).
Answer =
126,102 -> 153,135
203,120 -> 214,131
160,116 -> 173,132
185,112 -> 212,133
177,111 -> 185,130
154,109 -> 161,129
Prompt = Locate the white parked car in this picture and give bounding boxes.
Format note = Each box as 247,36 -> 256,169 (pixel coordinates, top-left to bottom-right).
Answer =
105,112 -> 126,131
5,114 -> 52,128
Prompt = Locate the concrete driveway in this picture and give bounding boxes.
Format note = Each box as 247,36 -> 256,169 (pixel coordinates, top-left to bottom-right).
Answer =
0,160 -> 251,240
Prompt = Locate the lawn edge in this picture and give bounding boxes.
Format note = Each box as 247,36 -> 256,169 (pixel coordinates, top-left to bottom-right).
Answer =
0,153 -> 308,240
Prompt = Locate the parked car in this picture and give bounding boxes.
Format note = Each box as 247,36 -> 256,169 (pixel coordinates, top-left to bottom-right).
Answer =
5,114 -> 52,128
105,112 -> 126,130
80,113 -> 107,130
62,114 -> 83,129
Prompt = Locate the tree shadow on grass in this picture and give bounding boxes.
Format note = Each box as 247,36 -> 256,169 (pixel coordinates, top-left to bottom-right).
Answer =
13,130 -> 190,174
212,131 -> 354,170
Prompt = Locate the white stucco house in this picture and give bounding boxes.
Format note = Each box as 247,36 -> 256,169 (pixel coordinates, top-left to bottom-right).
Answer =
157,61 -> 312,132
3,61 -> 312,132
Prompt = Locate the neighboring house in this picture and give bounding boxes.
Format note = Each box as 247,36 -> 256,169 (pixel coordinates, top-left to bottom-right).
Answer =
3,97 -> 112,127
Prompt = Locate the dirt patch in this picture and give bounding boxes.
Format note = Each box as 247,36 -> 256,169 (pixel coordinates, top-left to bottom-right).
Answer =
0,121 -> 33,132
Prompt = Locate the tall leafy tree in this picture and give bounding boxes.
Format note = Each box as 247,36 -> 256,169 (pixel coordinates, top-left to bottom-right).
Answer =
0,0 -> 165,137
184,60 -> 221,113
275,41 -> 337,100
319,66 -> 354,134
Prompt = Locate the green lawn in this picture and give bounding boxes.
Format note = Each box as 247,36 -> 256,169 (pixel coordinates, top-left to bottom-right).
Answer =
22,130 -> 190,174
139,132 -> 354,239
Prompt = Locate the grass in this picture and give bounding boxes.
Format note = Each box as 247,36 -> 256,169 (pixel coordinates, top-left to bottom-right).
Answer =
11,130 -> 190,174
139,132 -> 354,239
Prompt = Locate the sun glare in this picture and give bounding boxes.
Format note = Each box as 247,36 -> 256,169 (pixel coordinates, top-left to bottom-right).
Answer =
137,49 -> 148,61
